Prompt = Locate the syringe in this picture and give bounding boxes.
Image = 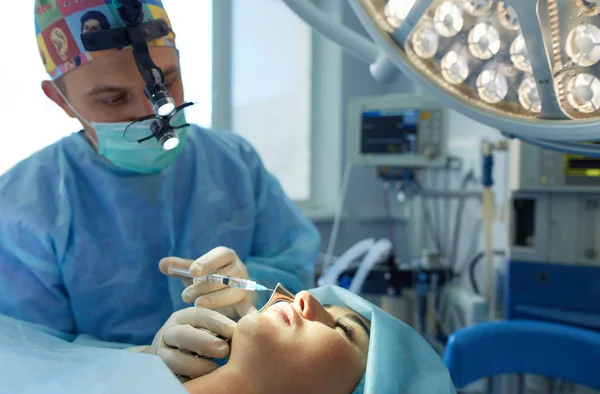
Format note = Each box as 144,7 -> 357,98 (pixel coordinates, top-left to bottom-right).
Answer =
168,267 -> 272,292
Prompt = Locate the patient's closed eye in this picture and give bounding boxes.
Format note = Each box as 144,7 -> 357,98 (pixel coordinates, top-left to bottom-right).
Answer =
335,319 -> 356,342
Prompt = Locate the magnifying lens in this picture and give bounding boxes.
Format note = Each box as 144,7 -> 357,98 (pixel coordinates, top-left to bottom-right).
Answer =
123,102 -> 194,149
152,120 -> 179,150
144,83 -> 176,117
161,132 -> 179,150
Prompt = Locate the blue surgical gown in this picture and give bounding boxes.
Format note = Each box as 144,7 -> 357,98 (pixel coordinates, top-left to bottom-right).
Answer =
0,126 -> 321,347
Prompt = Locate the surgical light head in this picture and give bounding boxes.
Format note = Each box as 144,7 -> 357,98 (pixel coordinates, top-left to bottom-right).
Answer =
283,0 -> 600,151
369,0 -> 600,142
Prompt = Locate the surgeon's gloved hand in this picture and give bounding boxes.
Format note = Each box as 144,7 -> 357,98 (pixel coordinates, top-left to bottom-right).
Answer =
148,307 -> 236,379
159,256 -> 196,287
166,247 -> 258,319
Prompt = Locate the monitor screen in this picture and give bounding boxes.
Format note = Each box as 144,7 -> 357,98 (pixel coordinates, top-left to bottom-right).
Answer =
360,109 -> 419,155
565,155 -> 600,177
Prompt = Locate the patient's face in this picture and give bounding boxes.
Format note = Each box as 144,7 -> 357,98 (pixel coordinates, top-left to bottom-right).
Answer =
230,291 -> 370,394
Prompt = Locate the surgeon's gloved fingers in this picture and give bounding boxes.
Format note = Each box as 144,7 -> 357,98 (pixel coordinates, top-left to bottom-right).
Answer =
190,247 -> 239,276
176,307 -> 237,339
159,256 -> 195,281
214,261 -> 247,278
163,324 -> 230,359
194,287 -> 247,309
157,347 -> 219,378
159,256 -> 194,275
182,281 -> 226,304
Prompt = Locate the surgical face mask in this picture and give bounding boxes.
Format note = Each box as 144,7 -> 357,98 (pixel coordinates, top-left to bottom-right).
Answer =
52,81 -> 189,174
92,119 -> 188,174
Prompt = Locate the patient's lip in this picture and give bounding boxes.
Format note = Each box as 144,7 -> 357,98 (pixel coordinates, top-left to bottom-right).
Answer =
268,302 -> 296,326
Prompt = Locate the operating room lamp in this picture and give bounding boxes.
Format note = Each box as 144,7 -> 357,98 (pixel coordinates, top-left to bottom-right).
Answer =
282,0 -> 600,156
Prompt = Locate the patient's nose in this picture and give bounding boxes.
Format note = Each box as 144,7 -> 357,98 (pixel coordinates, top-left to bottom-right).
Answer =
294,291 -> 334,326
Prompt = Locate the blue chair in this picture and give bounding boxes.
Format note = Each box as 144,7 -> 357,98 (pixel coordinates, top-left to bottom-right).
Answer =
444,320 -> 600,391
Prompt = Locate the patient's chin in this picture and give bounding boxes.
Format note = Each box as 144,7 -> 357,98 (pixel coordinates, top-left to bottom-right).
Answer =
231,313 -> 281,355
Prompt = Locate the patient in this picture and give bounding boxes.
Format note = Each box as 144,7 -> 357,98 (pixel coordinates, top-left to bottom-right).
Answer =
0,286 -> 454,393
184,289 -> 369,394
182,285 -> 457,394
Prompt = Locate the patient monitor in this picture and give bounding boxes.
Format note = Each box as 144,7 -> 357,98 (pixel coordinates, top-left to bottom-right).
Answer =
347,94 -> 448,167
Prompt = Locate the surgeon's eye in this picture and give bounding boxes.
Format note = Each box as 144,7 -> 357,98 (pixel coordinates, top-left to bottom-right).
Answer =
100,94 -> 130,106
335,319 -> 355,343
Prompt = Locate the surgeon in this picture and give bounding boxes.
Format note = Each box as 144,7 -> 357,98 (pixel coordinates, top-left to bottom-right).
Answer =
0,0 -> 320,379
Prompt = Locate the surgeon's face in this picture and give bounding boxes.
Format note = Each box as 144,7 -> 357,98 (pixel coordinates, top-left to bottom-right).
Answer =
230,291 -> 370,394
41,46 -> 184,142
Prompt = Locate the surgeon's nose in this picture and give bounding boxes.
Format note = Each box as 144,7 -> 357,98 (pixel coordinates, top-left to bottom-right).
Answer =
294,291 -> 334,326
141,98 -> 155,116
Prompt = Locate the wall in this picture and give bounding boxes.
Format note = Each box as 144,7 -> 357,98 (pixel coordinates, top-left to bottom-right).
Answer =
231,0 -> 312,200
312,2 -> 408,262
311,2 -> 509,286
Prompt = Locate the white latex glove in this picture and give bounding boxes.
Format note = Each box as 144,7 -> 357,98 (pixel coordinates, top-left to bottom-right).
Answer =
159,256 -> 196,287
162,247 -> 258,319
148,307 -> 236,379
